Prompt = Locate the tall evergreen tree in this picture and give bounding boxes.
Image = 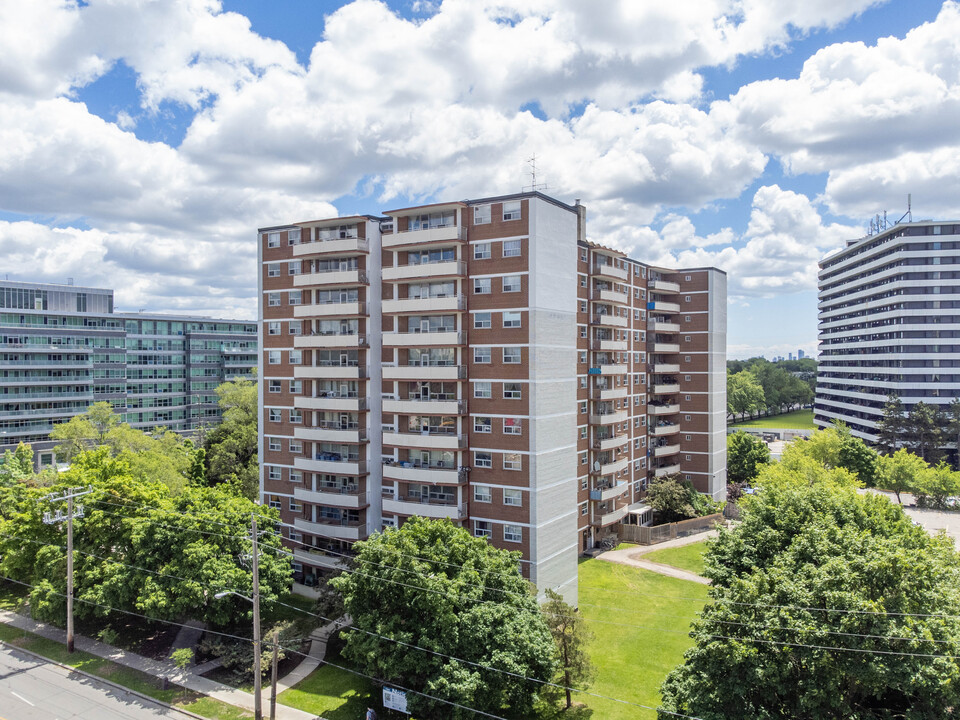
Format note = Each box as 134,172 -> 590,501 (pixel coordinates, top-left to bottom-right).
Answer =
875,394 -> 906,455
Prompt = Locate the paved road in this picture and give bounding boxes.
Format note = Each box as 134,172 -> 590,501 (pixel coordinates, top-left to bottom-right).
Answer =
0,645 -> 195,720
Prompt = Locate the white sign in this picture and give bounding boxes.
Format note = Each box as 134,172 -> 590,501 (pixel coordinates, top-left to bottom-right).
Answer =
383,686 -> 409,714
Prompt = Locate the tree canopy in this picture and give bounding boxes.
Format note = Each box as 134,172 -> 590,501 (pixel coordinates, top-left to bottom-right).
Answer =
330,517 -> 557,720
726,431 -> 770,485
204,376 -> 258,500
659,436 -> 960,719
726,370 -> 765,420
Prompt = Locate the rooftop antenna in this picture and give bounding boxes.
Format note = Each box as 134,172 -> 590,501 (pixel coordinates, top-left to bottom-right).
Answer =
897,194 -> 913,225
522,153 -> 548,193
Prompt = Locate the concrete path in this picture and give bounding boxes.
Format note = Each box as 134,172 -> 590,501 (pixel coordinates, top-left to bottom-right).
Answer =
0,610 -> 318,720
598,530 -> 717,585
170,619 -> 205,666
275,616 -> 349,694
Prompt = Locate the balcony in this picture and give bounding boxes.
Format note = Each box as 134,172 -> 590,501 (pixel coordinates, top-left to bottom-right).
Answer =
652,321 -> 680,333
651,279 -> 680,293
653,444 -> 680,458
294,517 -> 365,541
593,435 -> 628,451
650,301 -> 680,313
293,237 -> 369,257
591,504 -> 630,527
652,422 -> 680,437
589,409 -> 628,425
295,395 -> 366,412
293,301 -> 365,318
382,462 -> 462,485
382,295 -> 465,314
382,397 -> 464,415
294,456 -> 366,476
654,463 -> 681,477
591,339 -> 628,352
382,431 -> 465,450
649,403 -> 680,416
382,331 -> 462,347
591,385 -> 627,401
293,547 -> 346,571
382,364 -> 465,381
382,260 -> 466,281
590,482 -> 629,502
593,263 -> 628,281
592,314 -> 628,328
382,496 -> 466,520
294,485 -> 367,509
654,363 -> 680,373
382,224 -> 465,248
591,457 -> 629,476
591,288 -> 629,305
294,425 -> 367,444
294,334 -> 367,349
591,364 -> 628,376
653,383 -> 680,394
295,365 -> 365,380
653,343 -> 680,353
293,269 -> 367,288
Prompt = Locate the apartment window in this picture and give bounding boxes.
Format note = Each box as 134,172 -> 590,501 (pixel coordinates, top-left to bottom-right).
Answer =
474,347 -> 491,363
289,409 -> 302,423
502,200 -> 521,220
579,301 -> 587,312
474,242 -> 491,259
634,395 -> 640,406
288,228 -> 301,245
580,427 -> 587,439
289,380 -> 302,393
503,347 -> 521,364
289,290 -> 302,305
685,275 -> 691,281
580,376 -> 587,388
268,322 -> 280,335
634,265 -> 640,276
474,416 -> 492,433
289,498 -> 302,512
475,451 -> 492,468
504,418 -> 522,435
268,438 -> 281,451
474,312 -> 492,329
289,350 -> 302,364
474,520 -> 492,538
684,375 -> 691,382
581,504 -> 589,516
685,435 -> 692,441
289,320 -> 302,335
268,293 -> 280,306
503,453 -> 522,470
268,380 -> 281,393
474,382 -> 492,398
474,485 -> 492,503
579,401 -> 587,414
684,356 -> 691,363
634,309 -> 640,320
580,452 -> 587,465
267,264 -> 281,277
504,488 -> 522,506
269,409 -> 281,422
267,495 -> 281,509
474,278 -> 491,294
685,296 -> 691,303
579,351 -> 587,364
685,395 -> 691,401
685,315 -> 691,323
684,336 -> 691,343
288,260 -> 301,275
267,232 -> 280,248
289,471 -> 302,484
581,477 -> 588,490
268,351 -> 281,365
502,275 -> 521,292
579,327 -> 587,338
474,205 -> 491,225
685,415 -> 692,421
580,276 -> 587,288
503,383 -> 522,399
503,524 -> 522,543
267,466 -> 281,481
503,239 -> 521,257
580,249 -> 587,261
503,311 -> 522,328
634,417 -> 641,428
685,455 -> 692,462
289,440 -> 302,453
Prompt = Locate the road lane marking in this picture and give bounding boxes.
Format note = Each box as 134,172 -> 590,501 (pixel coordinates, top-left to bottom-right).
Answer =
11,690 -> 34,706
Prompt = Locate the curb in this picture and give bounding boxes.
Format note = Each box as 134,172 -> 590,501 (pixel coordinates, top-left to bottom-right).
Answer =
0,638 -> 210,720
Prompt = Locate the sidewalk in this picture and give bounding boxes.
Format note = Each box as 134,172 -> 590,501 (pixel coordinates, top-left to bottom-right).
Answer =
0,609 -> 321,720
598,530 -> 716,585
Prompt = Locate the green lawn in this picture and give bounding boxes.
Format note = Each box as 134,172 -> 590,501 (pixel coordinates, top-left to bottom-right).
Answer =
576,558 -> 708,719
729,408 -> 814,430
643,541 -> 708,576
278,650 -> 375,719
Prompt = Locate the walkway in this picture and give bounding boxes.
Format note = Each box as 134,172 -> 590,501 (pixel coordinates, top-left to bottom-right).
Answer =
0,609 -> 330,720
598,530 -> 716,585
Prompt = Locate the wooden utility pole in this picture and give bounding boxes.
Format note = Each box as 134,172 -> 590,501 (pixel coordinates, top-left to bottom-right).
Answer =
42,486 -> 92,653
251,513 -> 262,720
269,629 -> 279,720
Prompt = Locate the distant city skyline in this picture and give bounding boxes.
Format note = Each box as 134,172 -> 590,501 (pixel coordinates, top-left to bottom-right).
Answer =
1,1 -> 956,358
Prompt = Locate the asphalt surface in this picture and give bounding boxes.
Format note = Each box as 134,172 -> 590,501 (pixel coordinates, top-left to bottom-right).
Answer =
0,645 -> 194,720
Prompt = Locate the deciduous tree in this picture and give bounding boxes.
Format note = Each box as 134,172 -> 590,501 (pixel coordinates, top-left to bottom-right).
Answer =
877,448 -> 928,504
726,431 -> 770,485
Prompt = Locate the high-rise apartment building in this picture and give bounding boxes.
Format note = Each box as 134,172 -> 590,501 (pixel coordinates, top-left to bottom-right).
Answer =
815,220 -> 960,440
258,192 -> 726,603
0,281 -> 257,464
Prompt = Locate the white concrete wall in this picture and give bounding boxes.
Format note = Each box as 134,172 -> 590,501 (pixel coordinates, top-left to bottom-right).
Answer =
366,219 -> 384,538
706,269 -> 728,499
528,198 -> 579,605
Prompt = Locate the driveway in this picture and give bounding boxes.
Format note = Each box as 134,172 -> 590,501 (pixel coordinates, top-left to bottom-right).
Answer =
862,488 -> 960,545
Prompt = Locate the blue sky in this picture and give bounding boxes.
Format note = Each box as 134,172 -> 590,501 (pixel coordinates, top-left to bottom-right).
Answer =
1,0 -> 958,358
